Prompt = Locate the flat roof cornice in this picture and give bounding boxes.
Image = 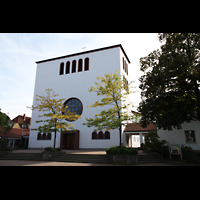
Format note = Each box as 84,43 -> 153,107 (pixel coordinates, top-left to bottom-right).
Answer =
35,44 -> 131,64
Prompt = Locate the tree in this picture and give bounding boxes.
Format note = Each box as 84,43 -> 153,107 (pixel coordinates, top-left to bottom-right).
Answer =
0,109 -> 14,150
83,71 -> 135,146
28,89 -> 80,149
138,33 -> 200,130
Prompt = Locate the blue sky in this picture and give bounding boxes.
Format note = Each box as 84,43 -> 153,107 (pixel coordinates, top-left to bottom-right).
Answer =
0,33 -> 161,119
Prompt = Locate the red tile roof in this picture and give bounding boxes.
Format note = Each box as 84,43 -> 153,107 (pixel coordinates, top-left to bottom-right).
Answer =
0,128 -> 29,138
124,123 -> 157,132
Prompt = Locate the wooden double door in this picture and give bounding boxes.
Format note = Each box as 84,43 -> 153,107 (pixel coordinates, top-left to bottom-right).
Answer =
61,130 -> 79,150
65,134 -> 74,149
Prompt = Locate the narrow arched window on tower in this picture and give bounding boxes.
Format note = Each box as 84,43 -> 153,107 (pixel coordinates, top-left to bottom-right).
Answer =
59,62 -> 64,75
72,60 -> 76,73
66,61 -> 70,74
84,57 -> 89,71
78,59 -> 83,72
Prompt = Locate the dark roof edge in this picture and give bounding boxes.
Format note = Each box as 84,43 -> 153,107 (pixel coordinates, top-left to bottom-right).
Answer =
124,130 -> 155,133
36,44 -> 131,64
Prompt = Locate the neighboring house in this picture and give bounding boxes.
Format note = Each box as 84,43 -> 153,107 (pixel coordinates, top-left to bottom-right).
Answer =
29,44 -> 132,149
0,128 -> 29,149
12,114 -> 31,130
157,120 -> 200,151
123,123 -> 157,148
0,114 -> 31,149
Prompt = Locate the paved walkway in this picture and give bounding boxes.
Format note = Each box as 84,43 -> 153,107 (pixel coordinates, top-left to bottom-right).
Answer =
0,160 -> 177,166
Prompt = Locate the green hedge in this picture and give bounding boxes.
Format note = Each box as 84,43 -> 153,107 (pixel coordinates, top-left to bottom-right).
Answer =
106,146 -> 138,155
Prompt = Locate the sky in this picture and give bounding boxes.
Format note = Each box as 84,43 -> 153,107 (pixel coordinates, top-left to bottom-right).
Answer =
0,33 -> 162,119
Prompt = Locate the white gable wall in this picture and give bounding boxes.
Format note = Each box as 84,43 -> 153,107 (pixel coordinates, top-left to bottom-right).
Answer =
29,46 -> 130,149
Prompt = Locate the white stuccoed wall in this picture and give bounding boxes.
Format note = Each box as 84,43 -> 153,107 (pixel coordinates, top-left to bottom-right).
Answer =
157,120 -> 200,150
28,45 -> 132,149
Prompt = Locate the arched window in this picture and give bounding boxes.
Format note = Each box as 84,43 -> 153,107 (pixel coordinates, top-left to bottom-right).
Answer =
72,60 -> 76,73
123,57 -> 124,70
66,61 -> 70,74
105,131 -> 110,139
59,62 -> 64,75
47,133 -> 51,140
63,98 -> 83,122
84,57 -> 89,71
37,133 -> 41,140
78,59 -> 83,72
98,131 -> 103,139
92,132 -> 97,139
43,132 -> 46,140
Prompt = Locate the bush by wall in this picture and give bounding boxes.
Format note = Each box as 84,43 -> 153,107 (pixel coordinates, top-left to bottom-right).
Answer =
106,146 -> 138,155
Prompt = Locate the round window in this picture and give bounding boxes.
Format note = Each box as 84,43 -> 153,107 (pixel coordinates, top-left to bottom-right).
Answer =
63,98 -> 83,121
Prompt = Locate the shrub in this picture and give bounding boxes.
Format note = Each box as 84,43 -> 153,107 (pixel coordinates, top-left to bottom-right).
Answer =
181,145 -> 200,163
44,147 -> 62,151
45,147 -> 53,151
106,146 -> 138,155
144,131 -> 169,158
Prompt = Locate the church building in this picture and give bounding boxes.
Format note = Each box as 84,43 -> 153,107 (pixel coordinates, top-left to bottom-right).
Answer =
28,44 -> 131,149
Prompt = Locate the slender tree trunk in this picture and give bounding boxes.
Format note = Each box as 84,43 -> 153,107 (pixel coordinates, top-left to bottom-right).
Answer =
115,101 -> 121,146
54,129 -> 56,149
119,127 -> 121,146
53,117 -> 57,149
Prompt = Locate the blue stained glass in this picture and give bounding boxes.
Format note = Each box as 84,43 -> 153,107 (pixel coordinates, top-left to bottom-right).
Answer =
64,98 -> 83,121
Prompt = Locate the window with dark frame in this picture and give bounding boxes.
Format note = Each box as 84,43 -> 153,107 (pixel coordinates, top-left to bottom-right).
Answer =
78,59 -> 83,72
59,62 -> 64,75
43,133 -> 46,140
84,57 -> 89,71
47,133 -> 51,140
63,98 -> 83,122
66,61 -> 70,74
37,133 -> 41,140
92,132 -> 97,139
60,57 -> 89,76
185,130 -> 196,143
105,131 -> 110,139
98,131 -> 103,139
72,60 -> 76,73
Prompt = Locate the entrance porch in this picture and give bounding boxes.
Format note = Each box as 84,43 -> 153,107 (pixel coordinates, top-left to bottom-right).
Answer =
125,133 -> 147,148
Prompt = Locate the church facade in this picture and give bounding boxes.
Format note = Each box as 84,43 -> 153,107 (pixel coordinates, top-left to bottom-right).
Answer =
28,44 -> 131,149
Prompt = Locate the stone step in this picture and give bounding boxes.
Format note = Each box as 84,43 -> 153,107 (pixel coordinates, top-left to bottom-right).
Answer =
0,152 -> 115,164
138,154 -> 163,163
48,154 -> 115,164
0,153 -> 43,161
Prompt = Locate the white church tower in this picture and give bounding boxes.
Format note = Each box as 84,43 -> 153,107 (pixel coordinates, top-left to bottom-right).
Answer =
28,44 -> 131,149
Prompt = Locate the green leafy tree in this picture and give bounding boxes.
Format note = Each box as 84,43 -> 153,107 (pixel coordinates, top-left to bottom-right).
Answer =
139,33 -> 200,130
28,89 -> 80,149
83,71 -> 135,146
0,109 -> 14,150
